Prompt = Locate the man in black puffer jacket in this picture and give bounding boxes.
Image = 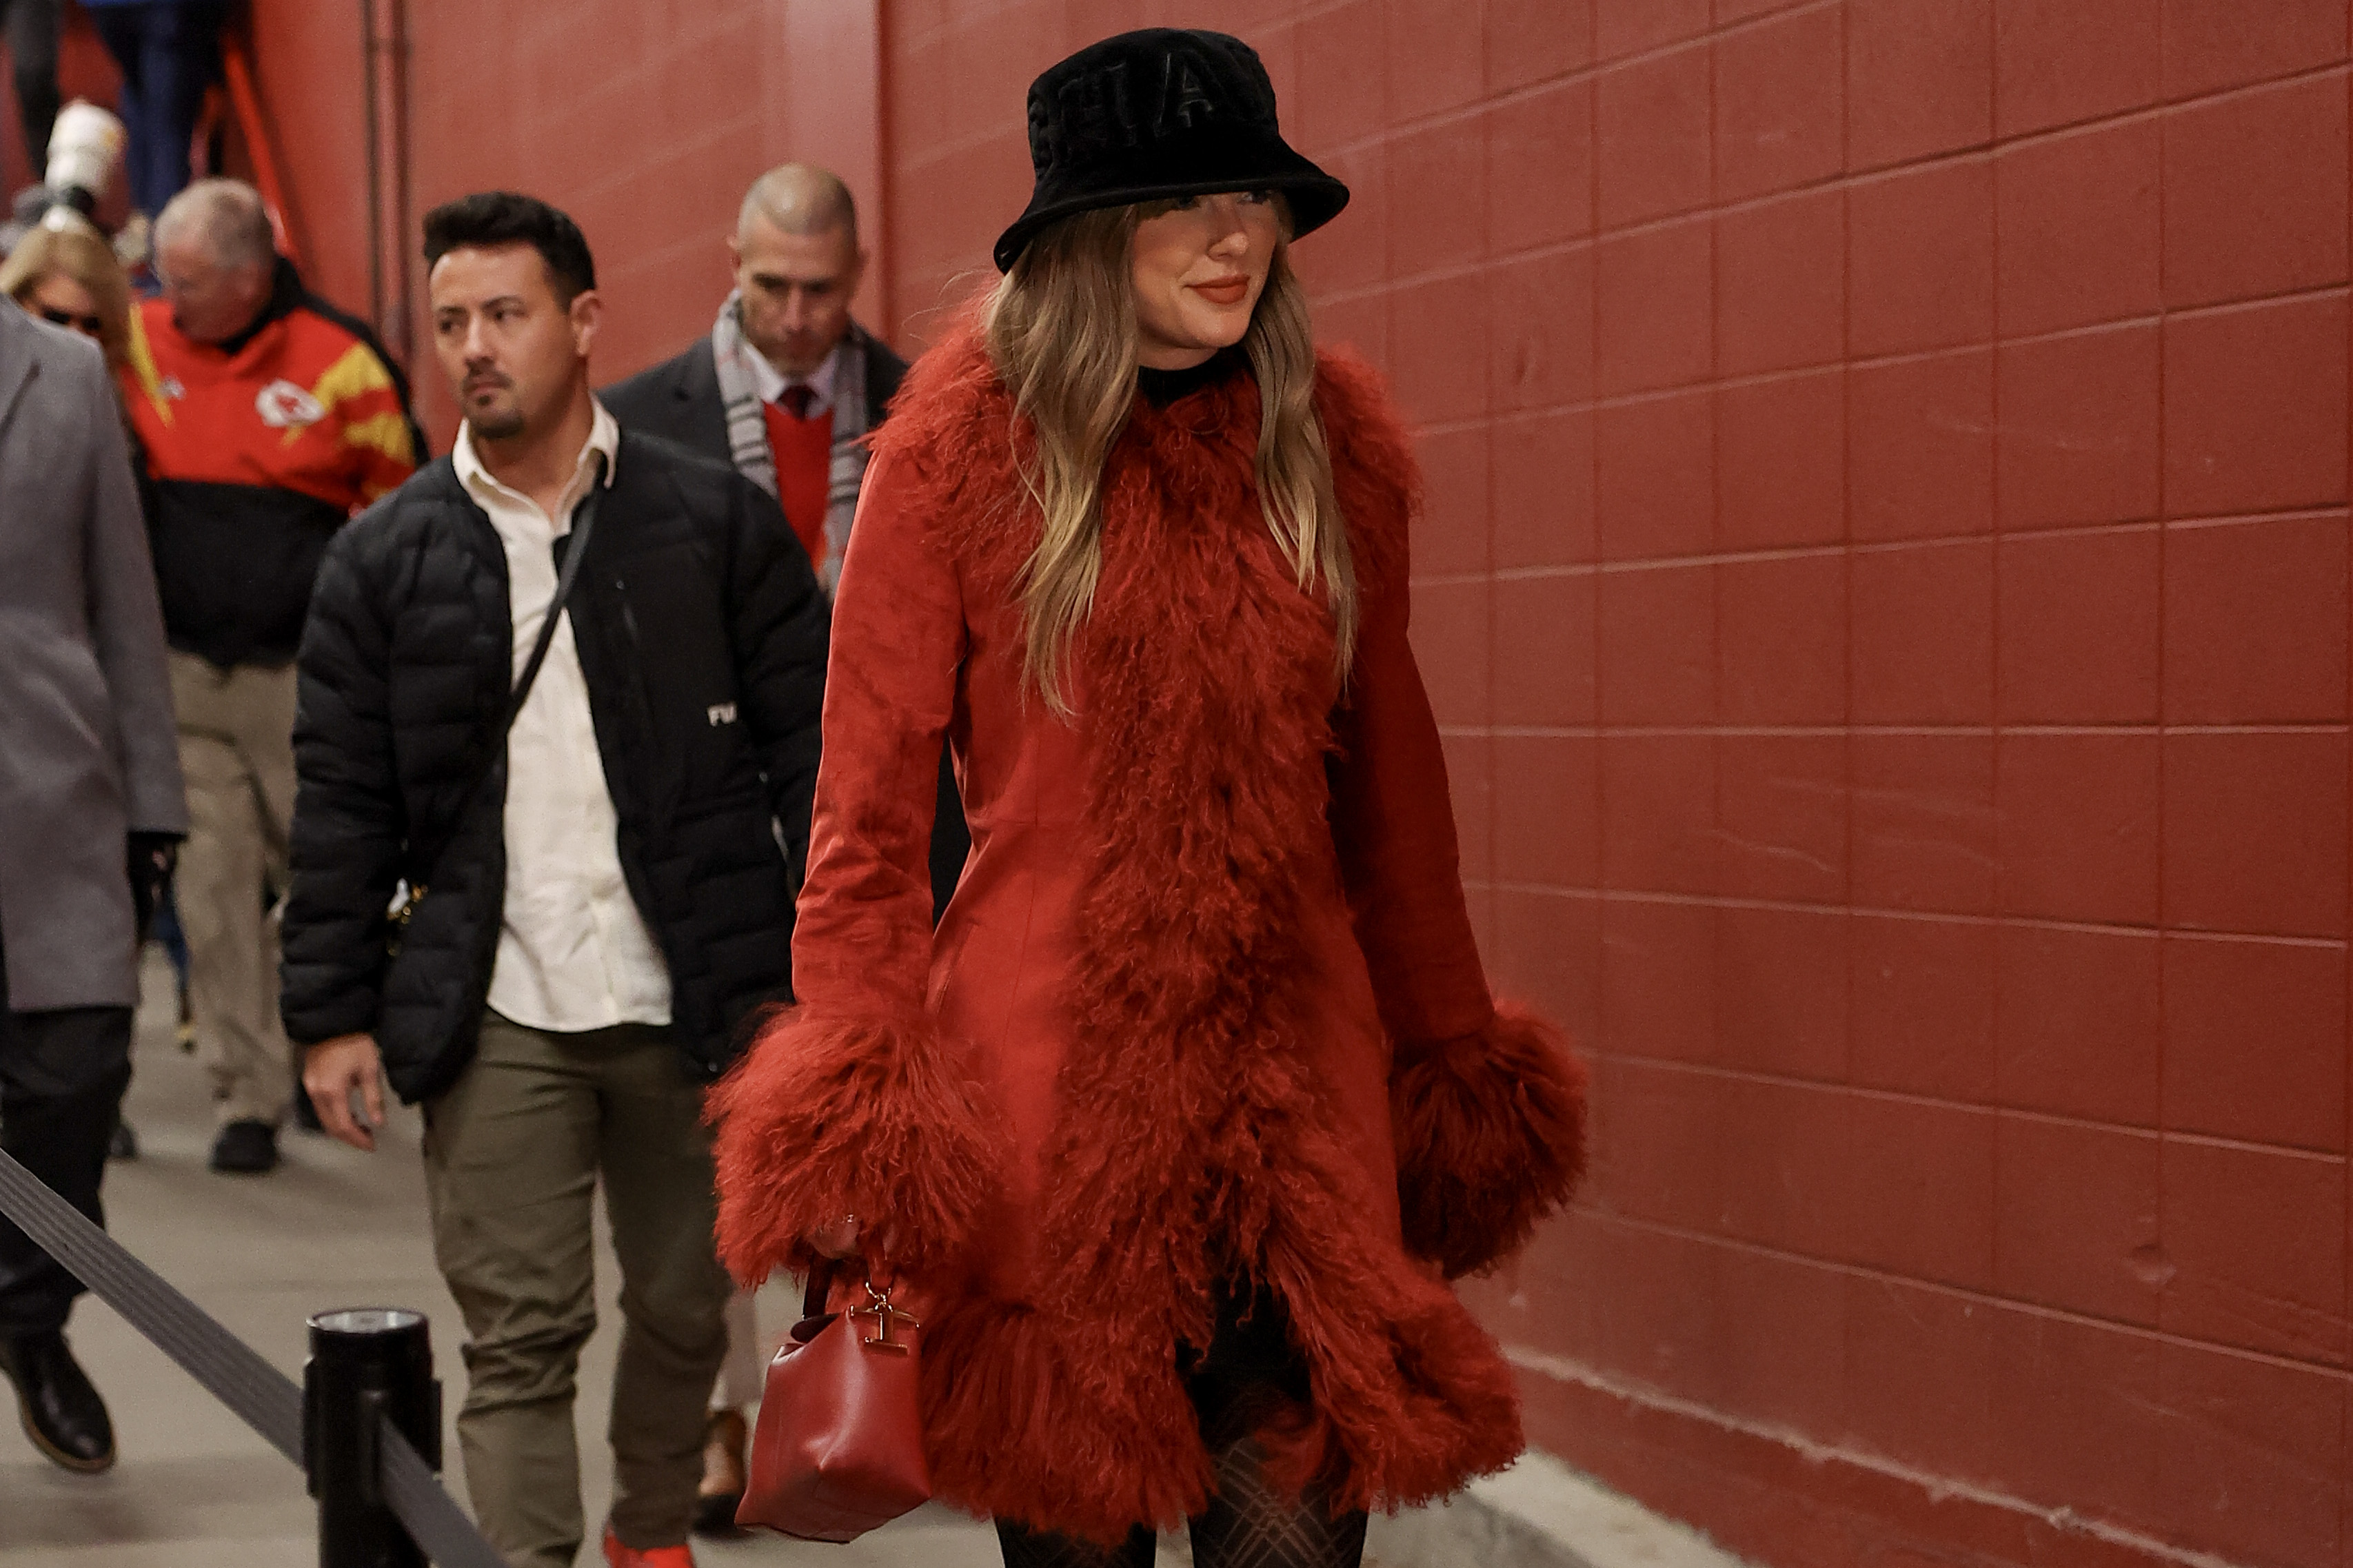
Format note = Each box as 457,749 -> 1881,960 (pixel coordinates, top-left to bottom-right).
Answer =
281,193 -> 825,1568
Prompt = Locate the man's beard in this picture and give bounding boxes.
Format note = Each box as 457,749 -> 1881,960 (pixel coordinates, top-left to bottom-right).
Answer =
469,400 -> 526,440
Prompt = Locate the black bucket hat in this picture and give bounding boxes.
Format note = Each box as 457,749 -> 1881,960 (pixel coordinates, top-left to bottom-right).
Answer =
993,28 -> 1351,272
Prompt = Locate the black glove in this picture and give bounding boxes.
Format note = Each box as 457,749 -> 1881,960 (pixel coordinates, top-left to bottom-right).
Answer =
128,831 -> 179,943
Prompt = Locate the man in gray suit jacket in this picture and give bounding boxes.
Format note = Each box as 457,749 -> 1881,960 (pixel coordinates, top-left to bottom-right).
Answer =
0,297 -> 185,1474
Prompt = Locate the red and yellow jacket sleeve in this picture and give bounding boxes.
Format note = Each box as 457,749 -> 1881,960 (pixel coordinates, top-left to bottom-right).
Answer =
311,338 -> 416,507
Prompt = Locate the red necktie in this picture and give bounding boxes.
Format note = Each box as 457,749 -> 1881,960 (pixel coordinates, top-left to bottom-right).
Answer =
778,385 -> 816,420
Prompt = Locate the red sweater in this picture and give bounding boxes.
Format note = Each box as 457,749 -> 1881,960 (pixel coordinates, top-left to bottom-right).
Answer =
761,400 -> 833,566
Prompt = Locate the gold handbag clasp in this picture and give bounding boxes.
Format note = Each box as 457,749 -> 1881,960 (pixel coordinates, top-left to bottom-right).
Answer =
849,1279 -> 921,1354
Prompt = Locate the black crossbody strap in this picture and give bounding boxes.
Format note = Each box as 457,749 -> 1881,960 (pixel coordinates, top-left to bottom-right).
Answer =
506,456 -> 607,733
403,458 -> 609,902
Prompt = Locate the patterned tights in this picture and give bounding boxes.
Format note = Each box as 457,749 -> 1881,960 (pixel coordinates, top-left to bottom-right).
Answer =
992,1287 -> 1370,1568
991,1435 -> 1369,1568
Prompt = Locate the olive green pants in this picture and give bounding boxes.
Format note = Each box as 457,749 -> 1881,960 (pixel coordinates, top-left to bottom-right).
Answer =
422,1013 -> 731,1566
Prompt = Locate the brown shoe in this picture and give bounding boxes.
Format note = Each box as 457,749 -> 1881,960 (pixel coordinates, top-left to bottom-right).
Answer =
691,1407 -> 748,1536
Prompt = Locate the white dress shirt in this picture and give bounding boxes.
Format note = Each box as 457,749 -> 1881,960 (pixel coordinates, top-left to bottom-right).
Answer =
749,338 -> 840,415
454,400 -> 672,1032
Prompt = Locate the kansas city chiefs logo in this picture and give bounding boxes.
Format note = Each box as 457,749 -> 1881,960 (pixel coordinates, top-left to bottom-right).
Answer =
255,378 -> 325,428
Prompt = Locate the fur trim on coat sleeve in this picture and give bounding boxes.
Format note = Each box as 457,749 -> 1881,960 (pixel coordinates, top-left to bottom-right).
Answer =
1391,1003 -> 1588,1279
707,1008 -> 1001,1285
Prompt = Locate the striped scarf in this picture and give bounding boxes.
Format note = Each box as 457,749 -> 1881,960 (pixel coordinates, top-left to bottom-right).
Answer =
710,291 -> 871,594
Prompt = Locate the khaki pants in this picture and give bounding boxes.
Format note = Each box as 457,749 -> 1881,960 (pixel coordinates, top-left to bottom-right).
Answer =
712,1286 -> 764,1412
423,1013 -> 732,1566
168,652 -> 296,1128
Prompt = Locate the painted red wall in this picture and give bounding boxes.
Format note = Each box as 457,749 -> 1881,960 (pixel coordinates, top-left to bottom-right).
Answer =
885,8 -> 2352,1565
243,0 -> 374,338
390,0 -> 882,442
241,3 -> 2352,1566
234,0 -> 882,445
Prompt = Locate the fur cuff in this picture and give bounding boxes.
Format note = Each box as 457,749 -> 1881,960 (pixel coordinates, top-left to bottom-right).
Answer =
707,1009 -> 1000,1285
1391,1004 -> 1588,1279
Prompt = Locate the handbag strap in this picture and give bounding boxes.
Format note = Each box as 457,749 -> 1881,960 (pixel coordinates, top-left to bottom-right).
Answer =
801,1257 -> 838,1321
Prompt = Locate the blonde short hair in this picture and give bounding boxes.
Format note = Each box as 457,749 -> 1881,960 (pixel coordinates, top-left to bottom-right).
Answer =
0,212 -> 135,371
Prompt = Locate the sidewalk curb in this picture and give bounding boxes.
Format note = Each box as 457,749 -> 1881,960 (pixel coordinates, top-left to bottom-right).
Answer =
1366,1453 -> 1753,1568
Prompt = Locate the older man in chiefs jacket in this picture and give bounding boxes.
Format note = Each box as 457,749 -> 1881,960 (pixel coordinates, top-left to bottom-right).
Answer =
123,178 -> 418,1177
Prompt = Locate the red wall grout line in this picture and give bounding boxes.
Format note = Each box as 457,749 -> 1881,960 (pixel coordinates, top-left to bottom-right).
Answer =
1981,0 -> 2008,1321
2150,0 -> 2177,1409
1587,0 -> 1607,1069
876,0 -> 896,355
1834,0 -> 1865,1390
2340,45 -> 2353,1568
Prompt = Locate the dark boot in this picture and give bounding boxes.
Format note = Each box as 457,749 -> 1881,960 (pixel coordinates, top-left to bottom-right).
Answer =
0,1330 -> 115,1472
692,1407 -> 748,1535
208,1119 -> 278,1174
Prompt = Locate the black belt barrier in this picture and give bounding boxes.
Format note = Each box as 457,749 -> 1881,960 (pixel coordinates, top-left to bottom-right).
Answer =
0,1143 -> 506,1568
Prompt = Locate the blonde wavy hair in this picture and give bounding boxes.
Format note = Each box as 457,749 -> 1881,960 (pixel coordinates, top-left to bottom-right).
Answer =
1,212 -> 134,373
984,199 -> 1355,717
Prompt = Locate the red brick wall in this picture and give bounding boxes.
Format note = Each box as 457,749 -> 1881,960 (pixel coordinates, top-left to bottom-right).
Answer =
239,3 -> 2352,1565
880,5 -> 2352,1567
243,0 -> 374,338
245,0 -> 883,445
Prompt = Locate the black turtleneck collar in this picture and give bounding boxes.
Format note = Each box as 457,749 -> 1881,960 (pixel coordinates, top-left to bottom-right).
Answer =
214,255 -> 307,357
1137,344 -> 1246,407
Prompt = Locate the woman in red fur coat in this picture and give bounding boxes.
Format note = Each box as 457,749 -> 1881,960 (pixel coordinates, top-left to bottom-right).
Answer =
709,28 -> 1586,1568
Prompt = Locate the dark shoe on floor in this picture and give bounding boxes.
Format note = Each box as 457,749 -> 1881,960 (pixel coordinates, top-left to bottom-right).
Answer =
691,1407 -> 748,1536
209,1119 -> 279,1174
107,1119 -> 138,1161
0,1332 -> 115,1473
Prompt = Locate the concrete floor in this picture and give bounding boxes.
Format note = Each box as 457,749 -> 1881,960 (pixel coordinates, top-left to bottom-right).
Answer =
0,957 -> 1690,1568
0,953 -> 998,1568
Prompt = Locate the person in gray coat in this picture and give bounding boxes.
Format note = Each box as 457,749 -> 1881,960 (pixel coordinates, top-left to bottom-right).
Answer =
0,296 -> 185,1475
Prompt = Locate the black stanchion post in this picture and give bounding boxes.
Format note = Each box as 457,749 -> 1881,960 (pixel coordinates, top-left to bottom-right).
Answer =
305,1308 -> 441,1568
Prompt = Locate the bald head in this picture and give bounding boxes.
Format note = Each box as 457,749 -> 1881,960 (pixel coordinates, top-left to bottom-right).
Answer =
728,163 -> 866,378
737,163 -> 858,248
154,179 -> 275,270
153,179 -> 278,344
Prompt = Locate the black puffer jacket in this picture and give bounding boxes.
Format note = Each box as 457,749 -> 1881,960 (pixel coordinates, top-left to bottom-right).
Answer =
280,431 -> 827,1102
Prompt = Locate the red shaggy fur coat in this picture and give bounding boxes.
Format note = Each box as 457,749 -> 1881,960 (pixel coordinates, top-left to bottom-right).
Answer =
708,323 -> 1586,1540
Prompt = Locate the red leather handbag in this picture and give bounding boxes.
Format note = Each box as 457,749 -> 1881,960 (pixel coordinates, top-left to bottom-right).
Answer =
735,1259 -> 933,1542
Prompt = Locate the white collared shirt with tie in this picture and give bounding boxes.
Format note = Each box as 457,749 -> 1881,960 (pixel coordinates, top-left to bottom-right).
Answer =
452,398 -> 672,1032
748,338 -> 838,415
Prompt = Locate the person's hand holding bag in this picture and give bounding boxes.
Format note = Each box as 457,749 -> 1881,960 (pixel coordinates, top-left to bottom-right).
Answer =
734,1251 -> 931,1540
